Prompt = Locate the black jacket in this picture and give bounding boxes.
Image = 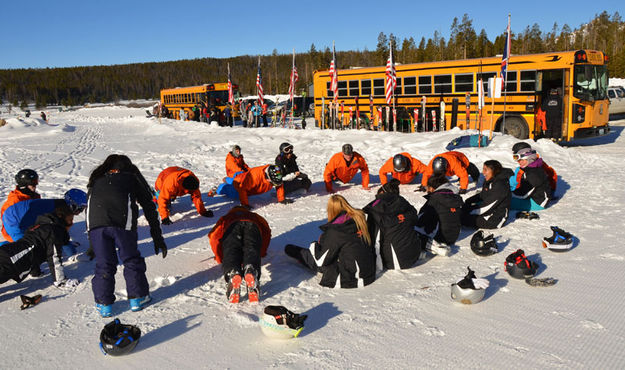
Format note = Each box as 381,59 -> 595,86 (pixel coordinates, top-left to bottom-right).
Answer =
513,159 -> 551,208
463,168 -> 513,229
309,212 -> 376,288
275,153 -> 300,176
0,213 -> 69,284
87,170 -> 163,242
416,183 -> 464,245
364,192 -> 422,269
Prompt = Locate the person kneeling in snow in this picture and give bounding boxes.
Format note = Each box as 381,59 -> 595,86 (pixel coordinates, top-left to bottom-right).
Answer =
415,176 -> 464,256
155,166 -> 213,225
0,205 -> 79,289
461,160 -> 513,229
208,206 -> 271,303
275,142 -> 312,194
284,194 -> 377,288
364,179 -> 423,270
323,144 -> 370,193
419,151 -> 480,195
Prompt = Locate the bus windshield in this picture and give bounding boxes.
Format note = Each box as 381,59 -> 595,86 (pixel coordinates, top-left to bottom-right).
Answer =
208,90 -> 231,105
574,65 -> 608,101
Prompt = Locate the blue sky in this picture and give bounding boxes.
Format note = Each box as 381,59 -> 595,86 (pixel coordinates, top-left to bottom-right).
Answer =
2,0 -> 623,69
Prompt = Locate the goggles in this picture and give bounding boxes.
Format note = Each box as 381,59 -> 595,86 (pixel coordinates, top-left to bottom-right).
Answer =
282,146 -> 293,154
512,150 -> 535,161
71,205 -> 87,215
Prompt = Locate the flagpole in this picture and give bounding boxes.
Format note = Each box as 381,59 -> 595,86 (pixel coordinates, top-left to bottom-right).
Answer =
502,14 -> 511,135
290,48 -> 295,128
390,40 -> 396,132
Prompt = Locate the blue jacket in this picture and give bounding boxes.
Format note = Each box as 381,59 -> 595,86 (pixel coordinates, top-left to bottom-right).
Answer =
1,199 -> 64,243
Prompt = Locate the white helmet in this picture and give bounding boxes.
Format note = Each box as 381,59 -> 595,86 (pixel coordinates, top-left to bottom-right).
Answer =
259,305 -> 307,339
450,267 -> 488,304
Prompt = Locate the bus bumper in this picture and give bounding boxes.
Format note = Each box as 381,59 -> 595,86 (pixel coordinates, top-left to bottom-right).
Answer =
574,125 -> 610,139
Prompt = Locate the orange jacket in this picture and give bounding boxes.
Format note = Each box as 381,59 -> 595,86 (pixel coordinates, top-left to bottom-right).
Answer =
379,152 -> 427,185
208,207 -> 271,264
421,151 -> 470,190
154,166 -> 206,219
225,153 -> 250,178
323,152 -> 369,192
233,165 -> 285,207
543,162 -> 557,191
1,188 -> 40,241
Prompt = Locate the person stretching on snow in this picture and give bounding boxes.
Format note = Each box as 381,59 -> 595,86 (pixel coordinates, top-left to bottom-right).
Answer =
155,166 -> 213,225
1,169 -> 41,241
419,151 -> 480,195
378,152 -> 427,185
0,205 -> 79,290
233,164 -> 292,209
208,206 -> 271,303
225,145 -> 250,178
323,144 -> 370,193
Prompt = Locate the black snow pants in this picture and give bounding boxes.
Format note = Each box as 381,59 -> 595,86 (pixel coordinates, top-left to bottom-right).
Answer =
221,221 -> 262,281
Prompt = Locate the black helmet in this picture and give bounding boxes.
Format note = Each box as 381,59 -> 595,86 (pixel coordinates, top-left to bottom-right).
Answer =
15,169 -> 39,187
231,145 -> 241,158
267,165 -> 283,186
280,142 -> 293,154
393,154 -> 410,173
432,157 -> 449,175
470,231 -> 498,256
512,142 -> 532,155
342,144 -> 353,155
99,318 -> 141,356
504,249 -> 538,279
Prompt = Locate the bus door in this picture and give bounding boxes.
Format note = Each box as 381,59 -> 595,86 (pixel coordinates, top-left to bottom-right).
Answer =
537,69 -> 566,140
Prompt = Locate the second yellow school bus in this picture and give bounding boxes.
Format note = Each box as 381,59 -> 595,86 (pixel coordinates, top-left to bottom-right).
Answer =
313,50 -> 610,141
160,82 -> 239,120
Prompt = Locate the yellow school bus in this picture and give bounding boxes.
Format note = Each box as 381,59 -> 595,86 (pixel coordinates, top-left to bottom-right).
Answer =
313,50 -> 610,141
160,83 -> 239,120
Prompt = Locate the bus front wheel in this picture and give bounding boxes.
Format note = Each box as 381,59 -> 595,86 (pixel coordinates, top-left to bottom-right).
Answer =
500,116 -> 529,139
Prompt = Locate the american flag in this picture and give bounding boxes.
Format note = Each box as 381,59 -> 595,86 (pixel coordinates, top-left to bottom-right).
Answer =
501,14 -> 511,89
227,63 -> 234,105
288,53 -> 299,101
385,44 -> 396,105
329,42 -> 338,103
256,57 -> 264,105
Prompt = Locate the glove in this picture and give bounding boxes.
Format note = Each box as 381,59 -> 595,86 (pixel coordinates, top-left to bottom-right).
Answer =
54,278 -> 79,289
472,278 -> 490,290
200,209 -> 214,217
415,185 -> 426,192
279,198 -> 294,205
154,238 -> 168,258
86,246 -> 95,261
458,188 -> 467,195
161,217 -> 173,225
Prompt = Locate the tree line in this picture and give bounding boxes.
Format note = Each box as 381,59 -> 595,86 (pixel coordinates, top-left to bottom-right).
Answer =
1,11 -> 623,109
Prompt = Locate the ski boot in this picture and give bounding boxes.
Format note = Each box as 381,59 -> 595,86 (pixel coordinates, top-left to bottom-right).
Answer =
244,264 -> 260,303
542,226 -> 573,251
207,185 -> 219,197
129,295 -> 152,312
425,239 -> 451,257
226,270 -> 242,303
516,211 -> 540,220
96,303 -> 113,318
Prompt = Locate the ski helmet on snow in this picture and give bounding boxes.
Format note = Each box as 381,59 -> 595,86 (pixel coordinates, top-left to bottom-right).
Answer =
393,154 -> 410,173
260,305 -> 308,339
511,142 -> 532,155
15,169 -> 39,187
64,188 -> 87,214
99,318 -> 141,356
450,267 -> 487,304
181,176 -> 200,191
231,145 -> 241,158
542,226 -> 573,251
432,157 -> 448,175
342,144 -> 353,156
280,142 -> 293,154
267,165 -> 283,186
470,231 -> 498,256
504,249 -> 538,279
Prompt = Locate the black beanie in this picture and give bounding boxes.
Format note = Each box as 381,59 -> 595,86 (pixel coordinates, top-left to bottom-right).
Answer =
182,176 -> 200,191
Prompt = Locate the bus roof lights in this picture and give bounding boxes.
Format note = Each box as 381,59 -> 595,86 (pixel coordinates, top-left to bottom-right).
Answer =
208,84 -> 215,90
575,50 -> 587,63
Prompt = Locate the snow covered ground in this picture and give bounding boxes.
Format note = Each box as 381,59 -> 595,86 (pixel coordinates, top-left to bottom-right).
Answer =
1,106 -> 624,368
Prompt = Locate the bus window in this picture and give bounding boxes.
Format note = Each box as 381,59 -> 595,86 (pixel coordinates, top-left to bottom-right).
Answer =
373,79 -> 385,96
434,75 -> 452,93
404,77 -> 416,95
395,77 -> 402,95
326,82 -> 334,98
505,71 -> 517,91
361,80 -> 372,96
574,65 -> 608,101
454,73 -> 473,92
419,76 -> 432,94
349,80 -> 359,96
520,71 -> 537,92
338,81 -> 348,97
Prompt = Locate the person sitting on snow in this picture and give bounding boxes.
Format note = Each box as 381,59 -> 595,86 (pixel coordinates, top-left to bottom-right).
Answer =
415,175 -> 464,256
275,142 -> 312,194
509,142 -> 557,196
0,205 -> 79,290
461,160 -> 513,229
323,144 -> 370,193
419,151 -> 480,194
378,153 -> 427,185
155,166 -> 213,225
510,148 -> 551,212
1,169 -> 41,242
363,179 -> 424,270
208,206 -> 271,303
225,145 -> 250,178
284,194 -> 376,288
